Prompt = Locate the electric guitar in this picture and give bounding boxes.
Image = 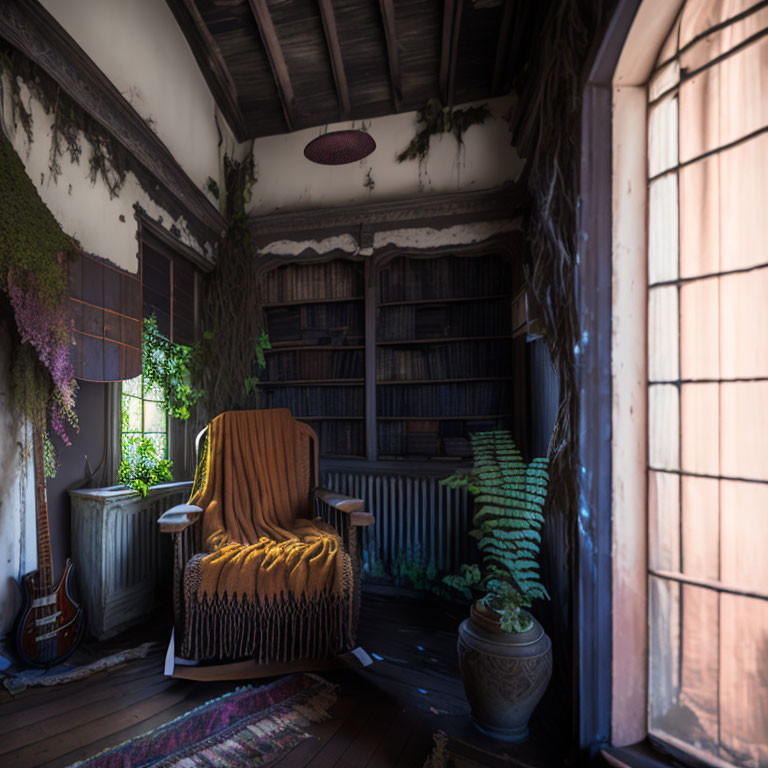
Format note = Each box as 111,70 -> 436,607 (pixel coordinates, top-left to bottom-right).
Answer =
15,429 -> 85,668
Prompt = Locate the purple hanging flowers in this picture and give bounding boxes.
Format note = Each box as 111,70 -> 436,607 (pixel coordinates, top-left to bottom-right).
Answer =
8,263 -> 78,445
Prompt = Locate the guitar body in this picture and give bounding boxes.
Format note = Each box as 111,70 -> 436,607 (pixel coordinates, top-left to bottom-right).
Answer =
15,558 -> 85,668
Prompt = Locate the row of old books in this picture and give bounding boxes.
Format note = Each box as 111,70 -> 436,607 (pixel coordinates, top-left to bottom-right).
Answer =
376,340 -> 514,381
266,302 -> 364,344
377,381 -> 512,418
377,418 -> 503,458
376,299 -> 511,341
265,384 -> 364,417
264,349 -> 364,380
301,420 -> 365,456
264,260 -> 363,303
377,254 -> 514,303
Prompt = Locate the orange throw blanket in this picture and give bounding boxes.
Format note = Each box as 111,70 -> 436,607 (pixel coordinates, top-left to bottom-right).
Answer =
189,409 -> 347,606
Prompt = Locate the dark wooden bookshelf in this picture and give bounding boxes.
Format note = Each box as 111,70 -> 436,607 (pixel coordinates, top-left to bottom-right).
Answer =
258,258 -> 366,458
257,249 -> 523,461
375,251 -> 519,461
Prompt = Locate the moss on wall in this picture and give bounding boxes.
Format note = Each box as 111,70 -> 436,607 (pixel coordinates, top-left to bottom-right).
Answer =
0,129 -> 73,302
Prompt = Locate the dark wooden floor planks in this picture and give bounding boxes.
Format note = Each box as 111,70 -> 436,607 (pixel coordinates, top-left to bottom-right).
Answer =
0,590 -> 563,768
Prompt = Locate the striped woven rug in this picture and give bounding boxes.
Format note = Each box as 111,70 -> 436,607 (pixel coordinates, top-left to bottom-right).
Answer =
68,673 -> 336,768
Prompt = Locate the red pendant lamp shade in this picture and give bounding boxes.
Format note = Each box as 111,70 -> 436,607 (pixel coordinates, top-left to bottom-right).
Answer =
303,130 -> 376,165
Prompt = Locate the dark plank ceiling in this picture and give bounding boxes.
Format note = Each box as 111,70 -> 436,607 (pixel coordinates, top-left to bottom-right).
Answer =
167,0 -> 547,141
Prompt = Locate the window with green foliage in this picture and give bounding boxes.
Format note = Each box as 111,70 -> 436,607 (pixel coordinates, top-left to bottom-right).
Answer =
121,374 -> 168,458
119,374 -> 173,496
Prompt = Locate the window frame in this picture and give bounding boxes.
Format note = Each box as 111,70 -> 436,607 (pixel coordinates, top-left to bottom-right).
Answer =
585,0 -> 767,765
120,372 -> 170,460
576,0 -> 685,758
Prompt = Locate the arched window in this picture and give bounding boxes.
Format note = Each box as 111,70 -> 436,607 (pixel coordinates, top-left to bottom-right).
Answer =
646,2 -> 768,765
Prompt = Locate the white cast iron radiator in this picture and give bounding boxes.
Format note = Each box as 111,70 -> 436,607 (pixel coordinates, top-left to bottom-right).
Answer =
70,481 -> 192,639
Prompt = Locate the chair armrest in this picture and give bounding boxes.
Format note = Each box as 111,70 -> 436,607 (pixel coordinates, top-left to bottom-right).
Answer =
157,504 -> 202,533
313,487 -> 375,527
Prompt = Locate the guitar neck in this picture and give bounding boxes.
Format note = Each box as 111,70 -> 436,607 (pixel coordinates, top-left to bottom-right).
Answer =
33,429 -> 52,591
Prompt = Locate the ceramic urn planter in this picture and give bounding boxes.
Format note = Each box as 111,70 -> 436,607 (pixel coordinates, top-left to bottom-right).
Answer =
457,601 -> 552,741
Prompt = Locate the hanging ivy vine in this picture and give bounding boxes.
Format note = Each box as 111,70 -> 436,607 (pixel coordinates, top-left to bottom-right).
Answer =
194,154 -> 270,421
142,314 -> 203,420
396,97 -> 492,166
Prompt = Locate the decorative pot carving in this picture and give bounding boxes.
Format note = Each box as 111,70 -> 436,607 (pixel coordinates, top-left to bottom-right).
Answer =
457,601 -> 552,741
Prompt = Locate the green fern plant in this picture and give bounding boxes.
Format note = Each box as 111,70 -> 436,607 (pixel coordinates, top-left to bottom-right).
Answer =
441,430 -> 550,633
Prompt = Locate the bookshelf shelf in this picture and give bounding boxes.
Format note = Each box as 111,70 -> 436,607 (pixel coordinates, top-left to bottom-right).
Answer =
264,296 -> 364,308
260,379 -> 365,386
265,344 -> 366,353
299,415 -> 365,421
376,377 -> 515,385
376,336 -> 514,346
377,294 -> 513,307
377,414 -> 508,421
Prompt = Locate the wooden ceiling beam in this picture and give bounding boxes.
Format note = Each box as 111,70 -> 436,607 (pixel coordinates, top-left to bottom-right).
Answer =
491,0 -> 515,95
378,0 -> 403,112
247,0 -> 296,131
318,0 -> 351,119
439,0 -> 463,106
165,0 -> 249,141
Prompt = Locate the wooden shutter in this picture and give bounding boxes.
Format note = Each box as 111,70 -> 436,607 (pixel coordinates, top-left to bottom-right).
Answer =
68,252 -> 141,382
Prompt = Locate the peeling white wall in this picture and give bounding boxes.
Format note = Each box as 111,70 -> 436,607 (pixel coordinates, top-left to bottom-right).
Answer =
257,218 -> 523,259
0,325 -> 38,641
0,73 -> 210,274
39,0 -> 222,193
245,95 -> 522,215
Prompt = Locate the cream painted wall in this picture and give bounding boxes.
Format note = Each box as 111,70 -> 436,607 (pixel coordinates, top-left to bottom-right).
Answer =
39,0 -> 221,193
244,95 -> 522,215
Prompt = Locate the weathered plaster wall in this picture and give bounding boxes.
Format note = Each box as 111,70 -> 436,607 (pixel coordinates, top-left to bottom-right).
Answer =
256,218 -> 523,259
244,95 -> 522,215
38,0 -> 222,194
0,311 -> 37,641
0,74 -> 212,274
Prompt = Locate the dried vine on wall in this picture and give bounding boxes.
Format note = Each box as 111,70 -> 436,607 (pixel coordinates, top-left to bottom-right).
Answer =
397,97 -> 491,168
0,43 -> 128,198
194,155 -> 268,423
509,0 -> 615,751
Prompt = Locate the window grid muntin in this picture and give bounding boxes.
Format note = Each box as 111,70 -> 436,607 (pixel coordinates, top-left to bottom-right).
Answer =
121,373 -> 169,458
647,3 -> 768,764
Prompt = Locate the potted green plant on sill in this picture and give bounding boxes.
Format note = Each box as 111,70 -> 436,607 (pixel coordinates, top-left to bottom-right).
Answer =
441,429 -> 552,742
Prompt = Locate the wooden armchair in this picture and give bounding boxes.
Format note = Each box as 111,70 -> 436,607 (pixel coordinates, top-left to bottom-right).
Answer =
158,417 -> 374,680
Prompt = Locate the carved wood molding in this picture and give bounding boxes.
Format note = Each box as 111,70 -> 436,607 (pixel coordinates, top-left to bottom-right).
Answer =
249,182 -> 525,240
0,0 -> 226,242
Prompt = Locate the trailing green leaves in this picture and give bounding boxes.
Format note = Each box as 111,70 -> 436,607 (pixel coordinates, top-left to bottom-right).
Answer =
118,435 -> 173,497
142,315 -> 203,420
441,430 -> 550,633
